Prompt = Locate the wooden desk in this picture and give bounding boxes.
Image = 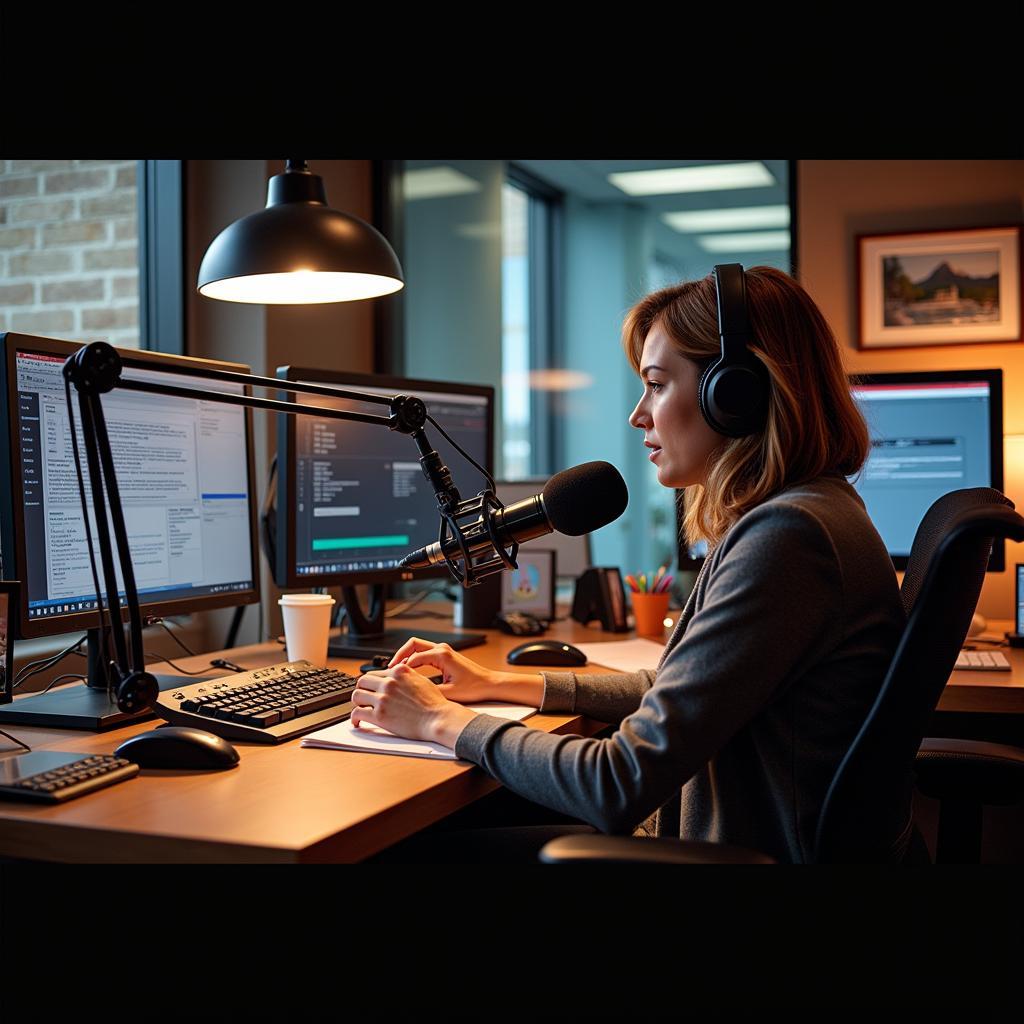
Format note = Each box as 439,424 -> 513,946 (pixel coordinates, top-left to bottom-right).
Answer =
0,614 -> 617,864
2,611 -> 1022,863
936,620 -> 1024,715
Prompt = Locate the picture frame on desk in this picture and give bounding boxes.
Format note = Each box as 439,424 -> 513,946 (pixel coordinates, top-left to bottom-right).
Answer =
856,225 -> 1022,350
501,548 -> 556,622
0,580 -> 17,704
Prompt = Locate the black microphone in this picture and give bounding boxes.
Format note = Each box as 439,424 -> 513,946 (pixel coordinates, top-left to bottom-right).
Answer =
398,461 -> 628,570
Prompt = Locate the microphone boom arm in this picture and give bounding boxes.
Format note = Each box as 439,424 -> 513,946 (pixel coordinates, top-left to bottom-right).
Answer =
62,340 -> 498,716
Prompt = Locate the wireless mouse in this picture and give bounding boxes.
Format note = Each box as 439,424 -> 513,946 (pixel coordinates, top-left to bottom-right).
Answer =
506,640 -> 588,668
114,726 -> 240,770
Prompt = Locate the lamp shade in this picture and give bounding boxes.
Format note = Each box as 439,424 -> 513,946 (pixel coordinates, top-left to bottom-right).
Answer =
197,161 -> 404,304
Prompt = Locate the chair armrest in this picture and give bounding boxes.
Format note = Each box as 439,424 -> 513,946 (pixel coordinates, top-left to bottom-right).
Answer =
916,738 -> 1024,805
538,834 -> 775,865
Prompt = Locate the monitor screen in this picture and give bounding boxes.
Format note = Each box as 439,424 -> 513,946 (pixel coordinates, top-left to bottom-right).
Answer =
0,333 -> 261,639
0,583 -> 12,704
849,370 -> 1003,570
675,489 -> 709,571
275,368 -> 494,588
1016,564 -> 1024,637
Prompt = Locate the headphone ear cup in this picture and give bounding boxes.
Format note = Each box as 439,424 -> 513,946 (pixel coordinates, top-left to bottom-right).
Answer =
697,358 -> 722,432
116,670 -> 159,714
700,360 -> 769,438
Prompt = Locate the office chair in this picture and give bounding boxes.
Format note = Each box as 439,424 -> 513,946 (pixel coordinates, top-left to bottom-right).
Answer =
902,489 -> 1024,863
539,488 -> 1024,865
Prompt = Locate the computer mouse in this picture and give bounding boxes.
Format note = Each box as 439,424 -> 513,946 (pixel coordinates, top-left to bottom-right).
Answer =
506,640 -> 588,668
114,726 -> 240,770
494,611 -> 545,636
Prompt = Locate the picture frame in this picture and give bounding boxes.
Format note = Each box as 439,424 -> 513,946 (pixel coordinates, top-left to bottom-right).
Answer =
501,548 -> 556,622
0,581 -> 18,705
857,225 -> 1021,349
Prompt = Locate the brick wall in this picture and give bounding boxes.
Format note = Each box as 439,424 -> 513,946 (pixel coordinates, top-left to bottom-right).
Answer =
0,159 -> 139,348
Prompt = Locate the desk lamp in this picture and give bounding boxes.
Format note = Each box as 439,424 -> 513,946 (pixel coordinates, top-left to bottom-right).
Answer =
197,160 -> 404,304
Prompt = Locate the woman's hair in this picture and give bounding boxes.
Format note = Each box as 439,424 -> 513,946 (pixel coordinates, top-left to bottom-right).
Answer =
622,266 -> 869,547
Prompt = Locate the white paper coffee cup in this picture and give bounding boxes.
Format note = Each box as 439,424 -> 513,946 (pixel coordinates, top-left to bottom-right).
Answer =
278,593 -> 336,666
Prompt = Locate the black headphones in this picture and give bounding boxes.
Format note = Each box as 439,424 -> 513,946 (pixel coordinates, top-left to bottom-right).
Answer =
697,263 -> 770,438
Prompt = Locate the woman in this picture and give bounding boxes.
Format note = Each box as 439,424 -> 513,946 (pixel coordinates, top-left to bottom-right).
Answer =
351,266 -> 905,864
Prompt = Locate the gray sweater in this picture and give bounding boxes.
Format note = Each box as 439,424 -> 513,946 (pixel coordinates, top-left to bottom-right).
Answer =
454,475 -> 905,863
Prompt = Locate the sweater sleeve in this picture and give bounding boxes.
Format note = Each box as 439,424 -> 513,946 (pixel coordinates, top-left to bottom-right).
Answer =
454,502 -> 844,834
539,669 -> 656,722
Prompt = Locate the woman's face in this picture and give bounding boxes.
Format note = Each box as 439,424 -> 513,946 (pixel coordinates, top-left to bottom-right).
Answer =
628,322 -> 723,489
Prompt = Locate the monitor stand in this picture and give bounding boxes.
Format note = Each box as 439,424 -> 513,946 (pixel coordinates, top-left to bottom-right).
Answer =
0,628 -> 217,731
327,584 -> 485,660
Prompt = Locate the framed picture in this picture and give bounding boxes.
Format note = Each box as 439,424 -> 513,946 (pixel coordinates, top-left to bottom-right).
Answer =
0,581 -> 18,705
501,548 -> 556,622
857,225 -> 1021,349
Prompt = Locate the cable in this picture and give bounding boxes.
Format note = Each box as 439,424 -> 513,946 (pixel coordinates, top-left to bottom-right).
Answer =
13,635 -> 87,684
0,727 -> 32,755
13,616 -> 202,696
143,651 -> 215,676
13,635 -> 88,690
426,413 -> 496,494
38,673 -> 87,695
385,584 -> 451,619
146,617 -> 199,658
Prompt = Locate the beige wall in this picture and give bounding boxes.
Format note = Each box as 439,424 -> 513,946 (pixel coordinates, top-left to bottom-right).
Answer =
798,160 -> 1024,619
185,160 -> 378,647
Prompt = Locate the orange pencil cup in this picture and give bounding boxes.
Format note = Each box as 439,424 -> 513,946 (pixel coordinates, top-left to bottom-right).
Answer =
631,591 -> 671,636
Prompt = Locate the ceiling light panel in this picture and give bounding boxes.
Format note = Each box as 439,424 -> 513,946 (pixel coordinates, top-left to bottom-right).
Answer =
663,204 -> 790,233
696,231 -> 792,253
608,162 -> 774,196
403,166 -> 482,201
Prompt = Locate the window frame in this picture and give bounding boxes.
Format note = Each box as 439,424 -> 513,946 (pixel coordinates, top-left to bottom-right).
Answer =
137,160 -> 185,355
506,163 -> 563,477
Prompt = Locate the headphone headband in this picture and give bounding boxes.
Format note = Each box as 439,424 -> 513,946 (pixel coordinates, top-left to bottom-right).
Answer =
713,264 -> 755,359
698,264 -> 769,437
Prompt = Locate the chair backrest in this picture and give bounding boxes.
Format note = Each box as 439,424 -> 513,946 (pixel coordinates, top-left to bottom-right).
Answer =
813,488 -> 1024,863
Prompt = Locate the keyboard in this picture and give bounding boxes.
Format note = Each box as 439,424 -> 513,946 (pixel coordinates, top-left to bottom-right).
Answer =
154,660 -> 359,743
955,650 -> 1012,672
0,751 -> 139,803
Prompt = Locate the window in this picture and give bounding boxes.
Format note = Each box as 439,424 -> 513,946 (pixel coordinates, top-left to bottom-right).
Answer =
390,159 -> 793,588
0,159 -> 183,354
501,168 -> 559,478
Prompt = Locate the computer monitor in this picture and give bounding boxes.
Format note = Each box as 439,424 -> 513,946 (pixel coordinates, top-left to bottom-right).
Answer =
275,366 -> 494,658
1015,564 -> 1024,639
0,332 -> 261,729
675,369 -> 1005,574
494,479 -> 592,582
676,490 -> 709,571
849,369 -> 1004,570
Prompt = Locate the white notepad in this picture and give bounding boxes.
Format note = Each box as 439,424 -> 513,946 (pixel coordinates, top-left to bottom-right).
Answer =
301,703 -> 538,760
572,638 -> 666,673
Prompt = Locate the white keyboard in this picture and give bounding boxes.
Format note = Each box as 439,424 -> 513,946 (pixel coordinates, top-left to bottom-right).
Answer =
955,650 -> 1011,672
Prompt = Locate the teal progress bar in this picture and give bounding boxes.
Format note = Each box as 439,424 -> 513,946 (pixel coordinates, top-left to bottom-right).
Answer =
312,535 -> 410,551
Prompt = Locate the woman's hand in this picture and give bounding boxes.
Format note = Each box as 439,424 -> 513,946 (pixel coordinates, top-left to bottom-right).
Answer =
350,663 -> 478,747
386,638 -> 504,705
